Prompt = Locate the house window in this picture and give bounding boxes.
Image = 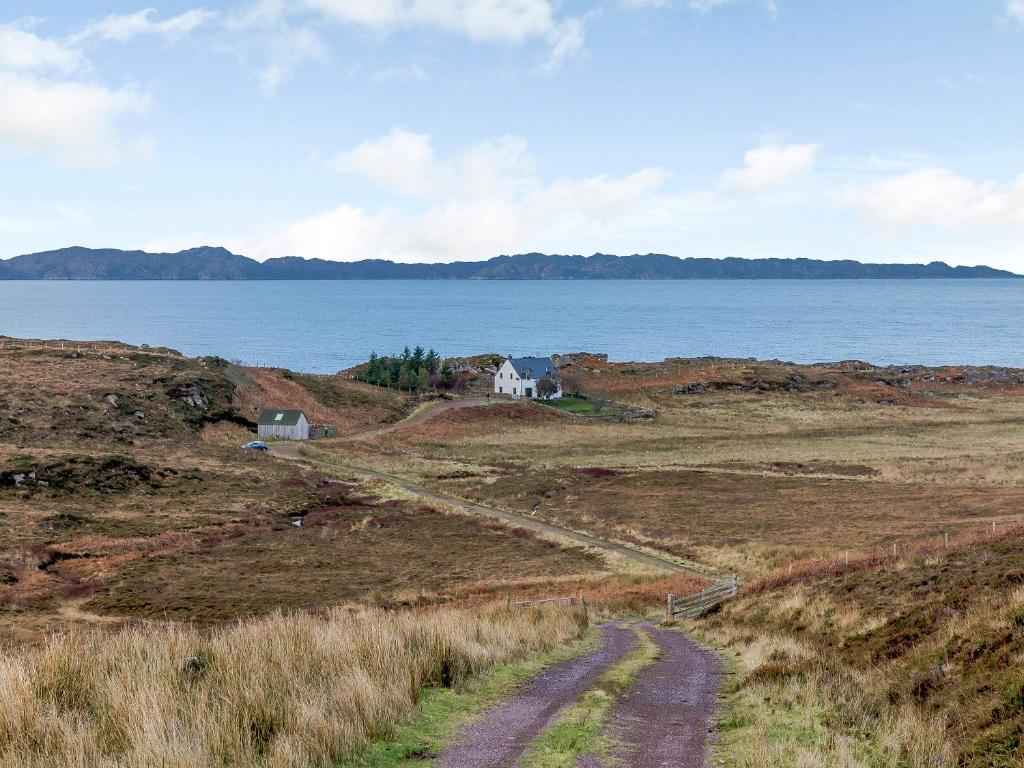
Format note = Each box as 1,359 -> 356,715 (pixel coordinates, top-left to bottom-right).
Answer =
513,388 -> 517,395
274,413 -> 284,421
499,386 -> 503,393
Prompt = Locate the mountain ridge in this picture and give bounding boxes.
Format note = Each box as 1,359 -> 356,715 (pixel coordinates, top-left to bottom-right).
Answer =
0,246 -> 1018,280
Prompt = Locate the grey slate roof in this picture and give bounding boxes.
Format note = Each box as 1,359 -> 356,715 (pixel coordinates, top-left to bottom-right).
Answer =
258,409 -> 306,426
510,357 -> 556,379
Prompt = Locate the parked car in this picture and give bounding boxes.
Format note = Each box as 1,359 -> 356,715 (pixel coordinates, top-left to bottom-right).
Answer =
240,440 -> 268,451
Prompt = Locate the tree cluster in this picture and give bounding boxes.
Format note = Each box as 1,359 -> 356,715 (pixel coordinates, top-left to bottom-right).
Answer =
360,346 -> 447,392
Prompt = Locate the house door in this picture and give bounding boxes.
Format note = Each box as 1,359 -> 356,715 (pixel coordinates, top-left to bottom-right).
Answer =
525,387 -> 533,398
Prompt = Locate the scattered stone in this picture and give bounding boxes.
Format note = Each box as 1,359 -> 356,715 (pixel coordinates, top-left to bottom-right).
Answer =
670,381 -> 709,395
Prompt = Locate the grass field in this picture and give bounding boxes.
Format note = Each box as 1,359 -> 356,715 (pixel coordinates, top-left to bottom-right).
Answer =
0,603 -> 588,768
536,396 -> 618,416
0,343 -> 607,646
5,342 -> 1024,764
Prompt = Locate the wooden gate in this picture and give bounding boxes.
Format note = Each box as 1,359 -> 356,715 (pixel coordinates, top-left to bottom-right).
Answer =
666,575 -> 738,620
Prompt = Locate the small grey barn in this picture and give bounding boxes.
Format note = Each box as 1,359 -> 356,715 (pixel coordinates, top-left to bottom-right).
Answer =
257,409 -> 310,441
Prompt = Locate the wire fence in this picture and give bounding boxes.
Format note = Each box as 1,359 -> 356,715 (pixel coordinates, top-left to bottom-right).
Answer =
747,520 -> 1024,595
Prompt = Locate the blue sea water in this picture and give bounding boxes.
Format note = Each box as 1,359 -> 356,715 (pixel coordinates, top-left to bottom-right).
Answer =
1,279 -> 1022,372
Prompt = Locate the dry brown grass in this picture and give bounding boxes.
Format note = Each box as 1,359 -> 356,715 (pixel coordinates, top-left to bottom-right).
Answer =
232,368 -> 408,435
0,603 -> 587,768
700,534 -> 1024,767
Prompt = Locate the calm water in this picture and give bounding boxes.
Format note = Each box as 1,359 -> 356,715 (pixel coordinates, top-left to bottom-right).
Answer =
1,280 -> 1021,372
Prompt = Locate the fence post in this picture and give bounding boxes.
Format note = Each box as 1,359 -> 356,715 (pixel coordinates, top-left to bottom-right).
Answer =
944,532 -> 949,549
730,573 -> 738,596
667,594 -> 676,621
845,551 -> 849,566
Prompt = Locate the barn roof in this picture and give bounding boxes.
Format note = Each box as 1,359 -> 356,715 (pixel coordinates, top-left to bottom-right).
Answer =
509,357 -> 556,379
258,409 -> 306,426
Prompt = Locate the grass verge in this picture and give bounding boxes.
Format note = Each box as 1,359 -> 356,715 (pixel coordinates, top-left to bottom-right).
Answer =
338,629 -> 601,767
0,605 -> 588,768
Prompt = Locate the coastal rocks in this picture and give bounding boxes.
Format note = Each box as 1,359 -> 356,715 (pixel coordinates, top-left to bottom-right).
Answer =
553,352 -> 608,366
669,373 -> 825,396
671,381 -> 709,395
954,367 -> 1024,385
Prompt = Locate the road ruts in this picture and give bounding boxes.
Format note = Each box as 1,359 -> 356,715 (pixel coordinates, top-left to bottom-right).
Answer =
435,624 -> 638,768
594,625 -> 721,768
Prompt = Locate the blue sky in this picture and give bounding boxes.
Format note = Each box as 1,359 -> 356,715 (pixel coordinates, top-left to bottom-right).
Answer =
3,0 -> 1024,268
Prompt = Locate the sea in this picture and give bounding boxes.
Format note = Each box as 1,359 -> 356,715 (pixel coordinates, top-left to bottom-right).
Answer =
1,279 -> 1022,373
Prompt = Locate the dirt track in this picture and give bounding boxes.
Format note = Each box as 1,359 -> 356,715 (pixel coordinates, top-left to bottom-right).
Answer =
437,624 -> 638,768
594,624 -> 721,767
437,622 -> 721,767
270,409 -> 698,574
348,396 -> 493,440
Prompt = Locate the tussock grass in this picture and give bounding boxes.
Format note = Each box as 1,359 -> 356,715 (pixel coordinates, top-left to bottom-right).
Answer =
0,605 -> 587,767
701,537 -> 1024,766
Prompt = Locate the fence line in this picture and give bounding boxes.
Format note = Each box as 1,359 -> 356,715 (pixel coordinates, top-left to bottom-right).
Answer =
510,593 -> 587,611
0,338 -> 182,359
749,520 -> 1024,595
666,574 -> 738,620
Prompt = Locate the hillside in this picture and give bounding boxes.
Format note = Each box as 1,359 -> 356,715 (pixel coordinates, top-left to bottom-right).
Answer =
0,340 -> 605,645
1,247 -> 1018,280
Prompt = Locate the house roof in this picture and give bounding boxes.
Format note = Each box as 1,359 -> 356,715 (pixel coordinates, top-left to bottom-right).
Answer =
258,409 -> 306,426
509,357 -> 556,379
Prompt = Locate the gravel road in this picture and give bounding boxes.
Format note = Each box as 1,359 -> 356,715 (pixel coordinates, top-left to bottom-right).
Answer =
589,624 -> 721,767
437,622 -> 721,768
435,624 -> 637,768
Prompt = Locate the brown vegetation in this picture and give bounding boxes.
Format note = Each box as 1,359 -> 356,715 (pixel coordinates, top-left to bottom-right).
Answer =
700,535 -> 1024,766
0,604 -> 587,768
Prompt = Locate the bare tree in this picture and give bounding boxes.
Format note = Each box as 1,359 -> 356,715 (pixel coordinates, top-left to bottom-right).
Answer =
537,375 -> 560,399
562,369 -> 583,397
589,391 -> 609,415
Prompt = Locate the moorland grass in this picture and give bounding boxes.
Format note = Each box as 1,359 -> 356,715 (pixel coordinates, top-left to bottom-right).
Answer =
0,605 -> 587,768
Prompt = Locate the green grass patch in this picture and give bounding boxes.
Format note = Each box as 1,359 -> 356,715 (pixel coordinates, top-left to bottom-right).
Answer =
337,629 -> 600,767
518,627 -> 659,767
538,397 -> 618,416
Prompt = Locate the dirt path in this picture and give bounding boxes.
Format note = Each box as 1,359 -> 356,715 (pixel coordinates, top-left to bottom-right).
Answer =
270,442 -> 694,574
588,624 -> 722,768
436,624 -> 638,768
349,396 -> 493,440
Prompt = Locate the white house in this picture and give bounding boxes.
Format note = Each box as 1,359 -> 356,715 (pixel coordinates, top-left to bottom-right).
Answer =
494,356 -> 562,400
257,409 -> 310,440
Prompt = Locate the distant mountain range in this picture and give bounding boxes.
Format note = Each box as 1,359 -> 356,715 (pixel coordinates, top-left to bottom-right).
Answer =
0,246 -> 1019,280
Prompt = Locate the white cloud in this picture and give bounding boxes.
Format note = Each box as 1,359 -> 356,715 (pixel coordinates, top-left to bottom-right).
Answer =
332,129 -> 535,199
240,0 -> 585,75
255,23 -> 329,94
625,0 -> 778,14
241,129 -> 666,261
723,142 -> 821,194
72,8 -> 217,43
0,23 -> 151,166
852,167 -> 1024,231
0,24 -> 84,74
1008,0 -> 1024,25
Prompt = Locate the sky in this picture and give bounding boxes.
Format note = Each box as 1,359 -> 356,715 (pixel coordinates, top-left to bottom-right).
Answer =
2,1 -> 1024,269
